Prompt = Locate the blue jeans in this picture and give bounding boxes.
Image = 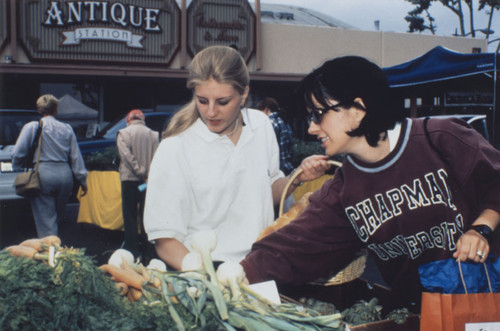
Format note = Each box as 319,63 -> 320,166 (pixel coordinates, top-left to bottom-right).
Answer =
30,162 -> 73,237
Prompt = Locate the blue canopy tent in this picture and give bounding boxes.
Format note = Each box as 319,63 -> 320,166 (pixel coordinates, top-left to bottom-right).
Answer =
383,46 -> 497,87
382,46 -> 499,145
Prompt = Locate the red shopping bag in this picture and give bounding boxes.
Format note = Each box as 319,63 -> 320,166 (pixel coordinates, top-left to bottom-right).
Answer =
420,261 -> 500,331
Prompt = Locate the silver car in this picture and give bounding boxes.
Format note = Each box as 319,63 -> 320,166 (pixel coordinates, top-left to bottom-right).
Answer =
0,109 -> 40,200
426,114 -> 490,142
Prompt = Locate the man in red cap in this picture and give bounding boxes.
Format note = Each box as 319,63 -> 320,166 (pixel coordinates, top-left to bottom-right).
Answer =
117,109 -> 159,262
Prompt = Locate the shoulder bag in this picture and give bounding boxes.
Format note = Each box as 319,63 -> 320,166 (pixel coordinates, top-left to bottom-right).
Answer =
13,120 -> 43,197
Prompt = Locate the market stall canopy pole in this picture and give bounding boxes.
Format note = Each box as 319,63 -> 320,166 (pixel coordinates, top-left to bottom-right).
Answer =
493,41 -> 500,147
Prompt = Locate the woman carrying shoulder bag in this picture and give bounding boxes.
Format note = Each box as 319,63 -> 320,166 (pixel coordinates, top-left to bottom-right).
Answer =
11,94 -> 88,238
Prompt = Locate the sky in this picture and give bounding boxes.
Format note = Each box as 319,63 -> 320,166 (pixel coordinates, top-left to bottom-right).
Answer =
260,0 -> 500,52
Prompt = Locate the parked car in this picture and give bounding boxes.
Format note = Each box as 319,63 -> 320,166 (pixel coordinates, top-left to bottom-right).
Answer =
78,112 -> 173,157
0,110 -> 41,201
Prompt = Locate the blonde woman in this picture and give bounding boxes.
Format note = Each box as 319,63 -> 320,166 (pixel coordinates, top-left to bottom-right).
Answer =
144,46 -> 328,269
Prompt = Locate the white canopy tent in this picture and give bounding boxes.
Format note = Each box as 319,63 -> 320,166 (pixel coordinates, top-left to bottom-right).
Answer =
56,94 -> 99,137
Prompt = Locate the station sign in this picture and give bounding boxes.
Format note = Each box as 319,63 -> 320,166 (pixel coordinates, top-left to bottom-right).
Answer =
18,0 -> 180,65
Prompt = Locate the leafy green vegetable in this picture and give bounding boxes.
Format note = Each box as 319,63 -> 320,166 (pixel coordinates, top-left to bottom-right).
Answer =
341,298 -> 383,326
0,246 -> 346,331
0,249 -> 202,330
385,307 -> 416,324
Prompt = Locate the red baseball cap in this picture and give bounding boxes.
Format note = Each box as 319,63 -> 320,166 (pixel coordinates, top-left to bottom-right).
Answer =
126,109 -> 145,123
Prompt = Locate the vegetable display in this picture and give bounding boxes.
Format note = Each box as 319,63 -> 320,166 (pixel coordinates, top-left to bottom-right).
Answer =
0,234 -> 344,330
0,233 -> 415,330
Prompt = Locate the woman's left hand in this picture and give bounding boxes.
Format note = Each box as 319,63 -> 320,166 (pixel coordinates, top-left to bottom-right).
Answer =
453,229 -> 489,263
453,209 -> 499,262
297,155 -> 332,183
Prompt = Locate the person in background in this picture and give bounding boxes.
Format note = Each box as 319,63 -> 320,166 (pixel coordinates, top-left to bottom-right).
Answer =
117,109 -> 159,261
144,45 -> 328,270
240,56 -> 500,307
257,97 -> 295,175
11,94 -> 88,238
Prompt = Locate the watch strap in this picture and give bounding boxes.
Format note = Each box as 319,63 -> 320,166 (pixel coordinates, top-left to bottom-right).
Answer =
470,224 -> 494,241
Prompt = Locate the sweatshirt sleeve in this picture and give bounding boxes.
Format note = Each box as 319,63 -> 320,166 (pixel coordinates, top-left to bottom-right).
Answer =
241,176 -> 364,285
429,118 -> 500,216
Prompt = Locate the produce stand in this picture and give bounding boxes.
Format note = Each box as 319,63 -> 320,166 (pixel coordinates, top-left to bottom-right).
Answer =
1,163 -> 421,330
0,235 -> 421,331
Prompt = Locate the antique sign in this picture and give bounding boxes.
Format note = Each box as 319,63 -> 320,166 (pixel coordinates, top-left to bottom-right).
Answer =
18,0 -> 180,65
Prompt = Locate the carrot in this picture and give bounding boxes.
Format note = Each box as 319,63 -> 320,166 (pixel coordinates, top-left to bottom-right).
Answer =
40,235 -> 61,247
99,264 -> 145,290
167,283 -> 179,303
6,245 -> 38,259
127,290 -> 134,302
129,287 -> 143,301
19,238 -> 44,252
115,282 -> 129,296
152,276 -> 161,289
140,267 -> 152,283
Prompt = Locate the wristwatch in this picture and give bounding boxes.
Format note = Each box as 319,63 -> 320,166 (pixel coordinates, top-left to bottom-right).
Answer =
470,224 -> 494,242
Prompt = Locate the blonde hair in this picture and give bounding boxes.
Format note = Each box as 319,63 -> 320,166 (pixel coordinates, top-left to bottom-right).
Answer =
36,94 -> 59,116
163,45 -> 250,139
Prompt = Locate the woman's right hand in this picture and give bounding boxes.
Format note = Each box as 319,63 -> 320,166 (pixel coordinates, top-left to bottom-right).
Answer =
296,155 -> 331,183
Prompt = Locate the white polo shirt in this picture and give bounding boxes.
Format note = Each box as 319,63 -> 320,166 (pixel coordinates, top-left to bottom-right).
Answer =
144,108 -> 284,262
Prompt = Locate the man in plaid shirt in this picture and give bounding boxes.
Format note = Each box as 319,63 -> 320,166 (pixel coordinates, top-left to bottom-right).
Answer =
257,97 -> 294,175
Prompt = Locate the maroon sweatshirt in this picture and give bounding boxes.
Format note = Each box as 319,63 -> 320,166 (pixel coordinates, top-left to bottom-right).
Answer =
241,117 -> 500,302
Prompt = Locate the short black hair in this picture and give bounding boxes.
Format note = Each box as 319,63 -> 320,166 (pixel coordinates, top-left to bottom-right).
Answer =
257,97 -> 279,113
296,56 -> 403,147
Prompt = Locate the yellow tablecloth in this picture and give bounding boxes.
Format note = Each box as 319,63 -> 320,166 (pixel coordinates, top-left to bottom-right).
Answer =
77,171 -> 124,231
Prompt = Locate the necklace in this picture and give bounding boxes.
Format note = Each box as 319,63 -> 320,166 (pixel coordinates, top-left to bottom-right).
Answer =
224,113 -> 242,137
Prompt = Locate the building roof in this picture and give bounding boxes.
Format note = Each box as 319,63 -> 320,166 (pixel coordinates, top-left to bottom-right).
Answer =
250,3 -> 357,29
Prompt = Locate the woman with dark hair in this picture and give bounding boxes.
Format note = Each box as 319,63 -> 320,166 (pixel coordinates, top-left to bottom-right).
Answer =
11,94 -> 88,238
241,56 -> 500,306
